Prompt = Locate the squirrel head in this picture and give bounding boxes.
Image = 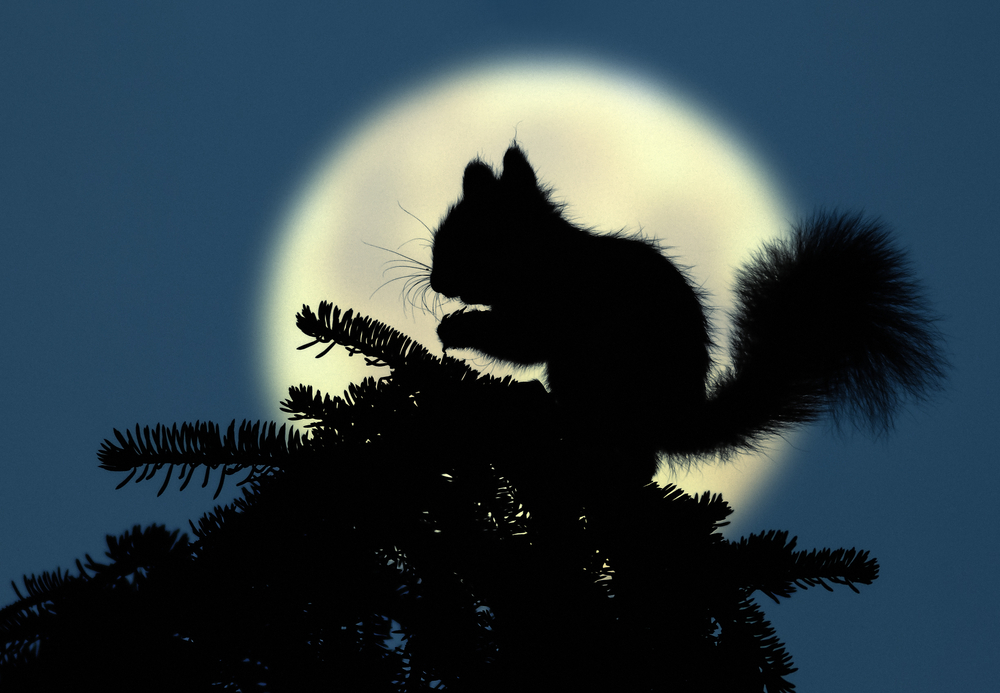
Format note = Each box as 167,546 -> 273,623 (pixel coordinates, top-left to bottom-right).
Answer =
429,145 -> 563,307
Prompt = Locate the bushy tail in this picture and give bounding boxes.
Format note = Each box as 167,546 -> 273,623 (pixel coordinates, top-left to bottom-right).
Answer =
676,211 -> 946,458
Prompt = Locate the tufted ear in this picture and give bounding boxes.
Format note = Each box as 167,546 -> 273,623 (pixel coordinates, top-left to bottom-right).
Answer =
462,160 -> 497,198
500,145 -> 539,190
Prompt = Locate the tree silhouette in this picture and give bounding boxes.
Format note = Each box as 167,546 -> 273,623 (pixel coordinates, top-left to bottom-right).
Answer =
0,302 -> 881,692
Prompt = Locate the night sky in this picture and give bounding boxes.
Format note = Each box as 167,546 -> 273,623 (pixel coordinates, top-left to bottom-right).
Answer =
2,3 -> 997,690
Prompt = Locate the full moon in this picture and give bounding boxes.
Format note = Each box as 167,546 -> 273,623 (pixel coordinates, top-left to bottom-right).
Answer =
258,56 -> 795,515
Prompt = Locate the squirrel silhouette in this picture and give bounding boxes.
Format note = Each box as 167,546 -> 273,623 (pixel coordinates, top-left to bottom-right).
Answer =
429,144 -> 945,480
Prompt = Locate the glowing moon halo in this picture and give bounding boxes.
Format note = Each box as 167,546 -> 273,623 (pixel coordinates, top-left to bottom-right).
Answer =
259,57 -> 795,514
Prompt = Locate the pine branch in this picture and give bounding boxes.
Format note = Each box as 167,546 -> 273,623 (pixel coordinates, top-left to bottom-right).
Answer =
295,302 -> 489,385
79,524 -> 190,582
789,545 -> 879,594
280,378 -> 420,447
97,420 -> 303,498
187,485 -> 261,541
1,525 -> 190,667
290,307 -> 555,457
280,383 -> 342,424
0,300 -> 885,690
722,597 -> 798,693
296,302 -> 438,371
282,377 -> 404,424
730,530 -> 879,603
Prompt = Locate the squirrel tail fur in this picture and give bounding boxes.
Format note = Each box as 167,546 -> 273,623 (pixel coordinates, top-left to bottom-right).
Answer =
669,210 -> 946,459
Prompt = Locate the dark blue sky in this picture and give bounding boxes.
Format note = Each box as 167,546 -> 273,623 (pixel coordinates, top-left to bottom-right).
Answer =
2,2 -> 996,690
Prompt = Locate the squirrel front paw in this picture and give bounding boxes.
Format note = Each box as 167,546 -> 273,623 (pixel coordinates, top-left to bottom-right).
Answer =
437,307 -> 484,351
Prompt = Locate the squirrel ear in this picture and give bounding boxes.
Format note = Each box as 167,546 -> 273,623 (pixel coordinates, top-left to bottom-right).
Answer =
462,160 -> 497,197
501,145 -> 539,190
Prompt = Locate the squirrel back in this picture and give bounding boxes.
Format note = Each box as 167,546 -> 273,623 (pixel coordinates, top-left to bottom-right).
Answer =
429,144 -> 945,478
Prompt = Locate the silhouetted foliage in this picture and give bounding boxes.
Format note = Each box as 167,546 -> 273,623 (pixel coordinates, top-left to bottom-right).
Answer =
1,304 -> 882,692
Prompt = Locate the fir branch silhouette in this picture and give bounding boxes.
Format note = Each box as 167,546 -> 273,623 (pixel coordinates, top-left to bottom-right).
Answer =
730,530 -> 878,603
280,378 -> 420,447
1,526 -> 190,665
723,597 -> 798,693
1,305 -> 889,692
97,420 -> 303,498
296,302 -> 436,370
296,301 -> 510,386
